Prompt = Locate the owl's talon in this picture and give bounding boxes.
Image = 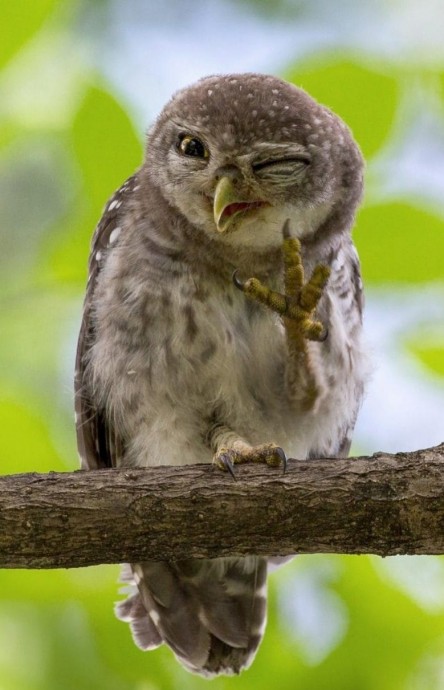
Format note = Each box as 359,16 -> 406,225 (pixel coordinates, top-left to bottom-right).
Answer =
275,446 -> 288,474
222,455 -> 237,480
317,326 -> 329,342
232,270 -> 245,291
263,444 -> 287,471
213,442 -> 287,477
304,320 -> 328,342
282,218 -> 291,240
215,452 -> 237,480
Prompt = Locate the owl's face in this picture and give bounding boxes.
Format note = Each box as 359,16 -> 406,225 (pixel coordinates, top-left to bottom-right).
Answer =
146,74 -> 363,250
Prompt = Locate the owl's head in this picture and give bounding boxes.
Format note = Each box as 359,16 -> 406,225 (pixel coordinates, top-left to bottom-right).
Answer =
145,74 -> 363,250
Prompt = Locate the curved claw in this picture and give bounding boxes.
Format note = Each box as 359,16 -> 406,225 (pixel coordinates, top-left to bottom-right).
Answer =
276,446 -> 288,474
282,218 -> 292,240
218,453 -> 237,480
308,324 -> 329,342
232,269 -> 246,291
318,326 -> 329,343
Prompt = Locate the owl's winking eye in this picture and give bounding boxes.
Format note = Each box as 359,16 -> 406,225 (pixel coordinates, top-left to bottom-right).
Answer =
252,154 -> 311,175
177,134 -> 209,160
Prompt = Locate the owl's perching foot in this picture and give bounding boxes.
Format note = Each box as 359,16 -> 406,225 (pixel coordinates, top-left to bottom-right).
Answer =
234,219 -> 330,411
213,442 -> 287,479
233,219 -> 330,342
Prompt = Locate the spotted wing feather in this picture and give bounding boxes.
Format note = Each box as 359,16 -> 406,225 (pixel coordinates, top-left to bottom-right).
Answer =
74,173 -> 140,470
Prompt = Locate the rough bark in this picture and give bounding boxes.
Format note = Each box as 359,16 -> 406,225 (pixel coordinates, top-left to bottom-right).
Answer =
1,443 -> 444,569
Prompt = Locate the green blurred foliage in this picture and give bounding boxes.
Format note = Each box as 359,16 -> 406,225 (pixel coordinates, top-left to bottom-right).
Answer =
1,0 -> 444,689
356,203 -> 444,284
287,57 -> 399,158
72,86 -> 142,213
41,85 -> 142,285
414,346 -> 444,377
0,0 -> 58,69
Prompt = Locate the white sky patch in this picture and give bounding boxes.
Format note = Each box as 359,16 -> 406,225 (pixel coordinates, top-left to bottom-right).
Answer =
354,285 -> 444,454
367,87 -> 444,211
276,559 -> 348,665
0,28 -> 90,130
0,605 -> 49,685
408,647 -> 444,690
373,555 -> 444,614
89,0 -> 338,126
81,0 -> 444,130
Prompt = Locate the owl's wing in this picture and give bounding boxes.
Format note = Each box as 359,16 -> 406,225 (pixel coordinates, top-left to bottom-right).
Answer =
334,242 -> 366,459
74,173 -> 140,469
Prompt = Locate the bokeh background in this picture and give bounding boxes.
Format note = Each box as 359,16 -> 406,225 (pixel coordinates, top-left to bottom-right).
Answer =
2,0 -> 444,688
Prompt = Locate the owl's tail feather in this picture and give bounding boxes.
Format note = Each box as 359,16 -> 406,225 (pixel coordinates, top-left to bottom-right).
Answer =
115,557 -> 268,677
115,591 -> 162,650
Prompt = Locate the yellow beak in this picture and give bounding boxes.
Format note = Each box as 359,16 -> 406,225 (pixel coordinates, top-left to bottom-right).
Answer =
213,176 -> 269,233
213,176 -> 241,233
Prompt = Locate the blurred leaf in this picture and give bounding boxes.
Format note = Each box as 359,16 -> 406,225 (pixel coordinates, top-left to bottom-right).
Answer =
0,134 -> 73,287
39,214 -> 92,286
48,85 -> 144,286
232,0 -> 306,17
0,397 -> 62,474
72,85 -> 142,214
0,600 -> 131,690
354,202 -> 444,283
0,121 -> 21,152
262,556 -> 444,690
0,289 -> 80,473
287,57 -> 399,158
0,0 -> 58,69
0,289 -> 77,402
406,343 -> 444,378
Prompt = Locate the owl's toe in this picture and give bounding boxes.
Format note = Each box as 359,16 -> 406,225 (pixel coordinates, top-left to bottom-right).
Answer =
213,443 -> 287,477
213,448 -> 238,479
256,443 -> 287,473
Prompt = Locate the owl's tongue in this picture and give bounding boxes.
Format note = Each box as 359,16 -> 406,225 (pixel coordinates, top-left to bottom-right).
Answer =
222,201 -> 266,219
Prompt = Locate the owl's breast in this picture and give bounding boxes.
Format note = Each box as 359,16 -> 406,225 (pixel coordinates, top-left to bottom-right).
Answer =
169,283 -> 291,436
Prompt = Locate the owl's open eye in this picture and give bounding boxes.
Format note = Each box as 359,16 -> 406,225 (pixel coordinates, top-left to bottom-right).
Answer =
177,134 -> 209,160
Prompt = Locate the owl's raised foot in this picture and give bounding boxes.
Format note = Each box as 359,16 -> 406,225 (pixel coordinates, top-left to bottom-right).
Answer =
213,443 -> 287,479
233,219 -> 330,343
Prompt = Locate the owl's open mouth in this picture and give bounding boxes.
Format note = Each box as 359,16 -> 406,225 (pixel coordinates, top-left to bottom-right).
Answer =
222,201 -> 269,219
216,199 -> 270,233
213,175 -> 270,232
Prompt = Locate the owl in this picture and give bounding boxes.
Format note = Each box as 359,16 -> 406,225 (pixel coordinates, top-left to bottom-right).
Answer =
75,73 -> 368,677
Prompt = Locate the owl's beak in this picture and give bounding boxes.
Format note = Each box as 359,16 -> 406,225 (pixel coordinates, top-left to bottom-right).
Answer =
213,177 -> 268,233
213,176 -> 240,233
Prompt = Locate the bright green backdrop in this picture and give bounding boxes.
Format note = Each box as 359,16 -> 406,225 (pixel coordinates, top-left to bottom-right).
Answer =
1,1 -> 444,689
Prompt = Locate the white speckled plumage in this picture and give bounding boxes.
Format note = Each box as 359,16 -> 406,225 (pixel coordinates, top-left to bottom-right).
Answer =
75,73 -> 369,677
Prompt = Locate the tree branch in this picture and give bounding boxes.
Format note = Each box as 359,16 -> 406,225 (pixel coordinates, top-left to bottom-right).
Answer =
1,443 -> 444,569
